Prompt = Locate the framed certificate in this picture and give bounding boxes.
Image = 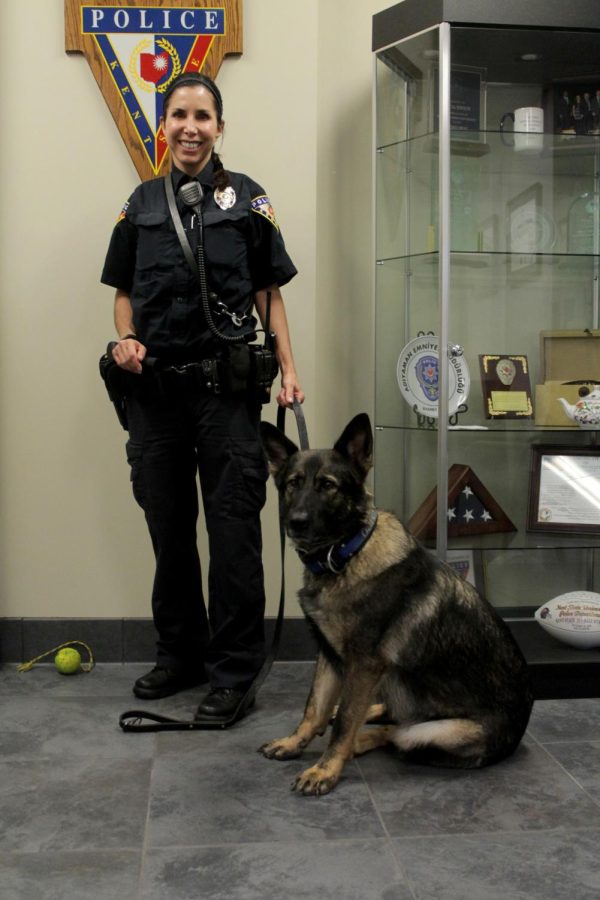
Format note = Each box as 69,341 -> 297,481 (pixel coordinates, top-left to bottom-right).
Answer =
528,445 -> 600,533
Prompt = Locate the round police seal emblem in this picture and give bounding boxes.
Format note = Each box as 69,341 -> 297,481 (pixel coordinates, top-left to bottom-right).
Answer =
396,336 -> 470,418
214,186 -> 236,210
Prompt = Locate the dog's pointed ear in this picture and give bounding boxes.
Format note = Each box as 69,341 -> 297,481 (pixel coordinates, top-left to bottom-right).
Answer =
260,421 -> 299,476
333,413 -> 373,478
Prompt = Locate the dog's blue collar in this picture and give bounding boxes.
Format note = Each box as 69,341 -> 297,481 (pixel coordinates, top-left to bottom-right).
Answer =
299,510 -> 378,575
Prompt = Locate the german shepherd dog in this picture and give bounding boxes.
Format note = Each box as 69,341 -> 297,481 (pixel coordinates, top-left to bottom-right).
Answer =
259,413 -> 533,796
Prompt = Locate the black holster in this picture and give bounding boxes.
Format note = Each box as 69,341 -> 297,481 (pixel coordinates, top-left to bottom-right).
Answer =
250,343 -> 279,403
99,349 -> 131,430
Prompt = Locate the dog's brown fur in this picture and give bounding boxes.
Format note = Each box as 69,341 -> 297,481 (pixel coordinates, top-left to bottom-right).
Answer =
259,413 -> 533,796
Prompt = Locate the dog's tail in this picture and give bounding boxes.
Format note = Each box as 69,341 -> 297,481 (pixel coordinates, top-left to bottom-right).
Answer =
390,715 -> 523,769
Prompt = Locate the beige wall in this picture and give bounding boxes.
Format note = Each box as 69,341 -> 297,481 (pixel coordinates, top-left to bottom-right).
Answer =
0,0 -> 388,620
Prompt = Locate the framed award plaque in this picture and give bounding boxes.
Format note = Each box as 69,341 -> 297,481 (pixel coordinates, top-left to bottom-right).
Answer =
479,354 -> 533,419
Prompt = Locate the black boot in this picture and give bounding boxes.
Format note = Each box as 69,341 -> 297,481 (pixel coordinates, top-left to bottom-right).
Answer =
133,666 -> 206,700
195,687 -> 254,718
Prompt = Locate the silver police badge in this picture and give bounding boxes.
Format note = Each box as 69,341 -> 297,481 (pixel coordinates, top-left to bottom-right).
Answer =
214,186 -> 236,210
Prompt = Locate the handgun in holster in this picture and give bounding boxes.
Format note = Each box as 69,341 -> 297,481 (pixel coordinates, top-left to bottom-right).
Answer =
99,345 -> 130,430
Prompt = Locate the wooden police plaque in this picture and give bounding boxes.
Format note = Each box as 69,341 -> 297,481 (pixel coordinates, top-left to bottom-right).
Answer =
65,1 -> 243,181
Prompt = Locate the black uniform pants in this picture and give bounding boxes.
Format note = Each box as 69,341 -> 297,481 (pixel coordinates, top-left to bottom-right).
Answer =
125,379 -> 268,689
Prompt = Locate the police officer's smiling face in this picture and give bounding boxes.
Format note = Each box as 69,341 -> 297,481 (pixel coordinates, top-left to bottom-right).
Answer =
160,86 -> 223,176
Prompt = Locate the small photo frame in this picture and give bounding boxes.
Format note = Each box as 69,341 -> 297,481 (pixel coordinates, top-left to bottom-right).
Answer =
554,84 -> 600,136
479,354 -> 533,419
528,445 -> 600,533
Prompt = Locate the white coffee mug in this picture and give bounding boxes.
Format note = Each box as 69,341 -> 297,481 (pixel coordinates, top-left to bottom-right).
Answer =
500,107 -> 544,152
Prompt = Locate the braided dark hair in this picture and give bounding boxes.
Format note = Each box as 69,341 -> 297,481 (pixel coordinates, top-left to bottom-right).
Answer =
162,72 -> 231,190
211,150 -> 230,191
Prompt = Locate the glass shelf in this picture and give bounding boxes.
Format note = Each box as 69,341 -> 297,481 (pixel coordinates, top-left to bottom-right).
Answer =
376,131 -> 600,158
375,420 -> 600,434
376,250 -> 600,264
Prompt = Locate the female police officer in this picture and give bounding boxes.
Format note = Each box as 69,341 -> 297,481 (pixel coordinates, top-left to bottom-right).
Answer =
101,72 -> 303,718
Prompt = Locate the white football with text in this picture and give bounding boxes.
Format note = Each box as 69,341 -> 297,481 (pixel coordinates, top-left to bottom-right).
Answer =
535,591 -> 600,649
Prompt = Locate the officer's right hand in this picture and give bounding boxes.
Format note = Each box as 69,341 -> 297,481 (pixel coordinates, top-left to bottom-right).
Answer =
112,338 -> 147,375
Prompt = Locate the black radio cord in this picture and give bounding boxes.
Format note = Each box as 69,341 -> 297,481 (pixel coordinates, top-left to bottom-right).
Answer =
193,203 -> 248,344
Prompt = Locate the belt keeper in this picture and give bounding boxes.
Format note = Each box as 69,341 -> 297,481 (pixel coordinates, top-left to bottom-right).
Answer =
201,359 -> 221,393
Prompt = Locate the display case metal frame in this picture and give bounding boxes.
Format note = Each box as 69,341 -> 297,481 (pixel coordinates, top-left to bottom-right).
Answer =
373,0 -> 600,696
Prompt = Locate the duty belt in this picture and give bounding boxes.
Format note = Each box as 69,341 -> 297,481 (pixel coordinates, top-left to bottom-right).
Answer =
102,340 -> 277,409
151,359 -> 223,393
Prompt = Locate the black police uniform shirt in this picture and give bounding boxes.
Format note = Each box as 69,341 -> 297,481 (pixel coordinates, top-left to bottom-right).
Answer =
101,161 -> 297,362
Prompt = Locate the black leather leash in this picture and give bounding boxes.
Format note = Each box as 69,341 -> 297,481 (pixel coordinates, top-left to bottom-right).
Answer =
119,398 -> 308,732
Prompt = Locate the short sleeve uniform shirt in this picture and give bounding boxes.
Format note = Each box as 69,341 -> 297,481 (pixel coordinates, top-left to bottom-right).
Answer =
101,161 -> 297,361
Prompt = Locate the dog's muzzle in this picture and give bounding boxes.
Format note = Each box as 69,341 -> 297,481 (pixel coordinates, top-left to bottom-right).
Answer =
286,511 -> 311,541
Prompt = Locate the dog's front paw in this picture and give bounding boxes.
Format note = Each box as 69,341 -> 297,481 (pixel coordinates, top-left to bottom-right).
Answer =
259,736 -> 306,760
291,763 -> 340,796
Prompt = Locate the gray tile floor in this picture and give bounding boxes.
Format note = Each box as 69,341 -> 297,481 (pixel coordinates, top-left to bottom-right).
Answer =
1,662 -> 600,899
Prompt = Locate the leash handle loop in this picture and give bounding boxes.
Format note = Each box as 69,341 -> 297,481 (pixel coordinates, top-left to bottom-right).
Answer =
277,399 -> 309,450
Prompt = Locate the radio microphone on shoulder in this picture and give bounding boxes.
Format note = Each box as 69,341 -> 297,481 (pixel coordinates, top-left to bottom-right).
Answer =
179,180 -> 203,214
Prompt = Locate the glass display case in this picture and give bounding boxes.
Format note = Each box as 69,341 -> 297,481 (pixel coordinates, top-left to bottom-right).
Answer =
372,0 -> 600,694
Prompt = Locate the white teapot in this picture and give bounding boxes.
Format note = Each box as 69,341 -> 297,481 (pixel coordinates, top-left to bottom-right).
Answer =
558,385 -> 600,428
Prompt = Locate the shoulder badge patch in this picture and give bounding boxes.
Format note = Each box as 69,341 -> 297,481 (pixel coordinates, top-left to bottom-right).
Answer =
251,195 -> 279,231
116,200 -> 129,224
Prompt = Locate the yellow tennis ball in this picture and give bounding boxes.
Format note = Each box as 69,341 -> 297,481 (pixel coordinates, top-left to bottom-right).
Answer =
54,647 -> 82,675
